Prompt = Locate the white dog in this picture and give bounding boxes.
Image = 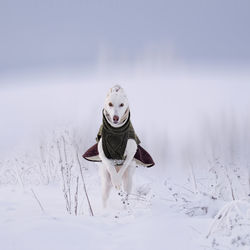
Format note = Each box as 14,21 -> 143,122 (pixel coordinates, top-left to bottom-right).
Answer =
83,85 -> 154,207
97,85 -> 138,208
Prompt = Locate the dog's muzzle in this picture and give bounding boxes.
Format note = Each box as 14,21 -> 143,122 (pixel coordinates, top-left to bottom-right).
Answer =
113,115 -> 119,124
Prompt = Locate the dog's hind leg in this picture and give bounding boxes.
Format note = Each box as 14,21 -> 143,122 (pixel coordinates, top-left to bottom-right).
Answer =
100,165 -> 112,208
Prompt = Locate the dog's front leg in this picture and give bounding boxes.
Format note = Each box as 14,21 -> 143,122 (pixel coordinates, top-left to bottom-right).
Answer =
117,139 -> 137,180
98,139 -> 122,190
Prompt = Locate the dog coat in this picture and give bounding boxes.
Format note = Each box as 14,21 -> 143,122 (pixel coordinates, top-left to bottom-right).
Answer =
82,112 -> 155,167
97,111 -> 140,160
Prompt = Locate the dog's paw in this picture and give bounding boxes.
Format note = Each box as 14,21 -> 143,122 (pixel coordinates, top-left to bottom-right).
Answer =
111,176 -> 122,190
115,184 -> 122,190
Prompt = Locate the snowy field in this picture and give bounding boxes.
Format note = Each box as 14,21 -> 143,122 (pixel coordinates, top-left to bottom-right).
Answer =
1,65 -> 250,250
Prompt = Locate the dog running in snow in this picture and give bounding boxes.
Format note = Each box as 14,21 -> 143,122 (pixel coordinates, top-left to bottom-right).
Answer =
83,85 -> 154,208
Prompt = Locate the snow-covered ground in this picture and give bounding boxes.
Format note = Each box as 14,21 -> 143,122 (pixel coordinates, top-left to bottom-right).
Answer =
0,169 -> 209,250
1,66 -> 250,250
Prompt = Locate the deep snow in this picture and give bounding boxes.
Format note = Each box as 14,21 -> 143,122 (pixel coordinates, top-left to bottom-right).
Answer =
0,169 -> 210,250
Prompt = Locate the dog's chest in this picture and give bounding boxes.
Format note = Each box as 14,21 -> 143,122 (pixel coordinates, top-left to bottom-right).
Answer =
102,126 -> 129,160
102,134 -> 128,160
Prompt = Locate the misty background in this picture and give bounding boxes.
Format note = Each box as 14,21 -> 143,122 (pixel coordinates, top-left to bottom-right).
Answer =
0,0 -> 250,72
0,0 -> 250,175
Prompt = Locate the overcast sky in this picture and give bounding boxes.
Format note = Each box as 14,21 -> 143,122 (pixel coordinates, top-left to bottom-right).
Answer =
0,0 -> 250,71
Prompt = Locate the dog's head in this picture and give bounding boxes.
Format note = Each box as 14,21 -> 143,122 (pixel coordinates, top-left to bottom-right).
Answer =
104,85 -> 129,127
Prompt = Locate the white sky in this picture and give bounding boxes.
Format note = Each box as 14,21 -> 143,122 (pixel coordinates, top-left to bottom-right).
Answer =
0,0 -> 250,71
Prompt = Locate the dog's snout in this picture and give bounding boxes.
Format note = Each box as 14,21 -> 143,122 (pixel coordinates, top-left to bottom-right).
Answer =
113,115 -> 119,123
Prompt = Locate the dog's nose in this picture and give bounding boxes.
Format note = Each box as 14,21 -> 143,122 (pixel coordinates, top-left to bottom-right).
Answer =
113,115 -> 119,123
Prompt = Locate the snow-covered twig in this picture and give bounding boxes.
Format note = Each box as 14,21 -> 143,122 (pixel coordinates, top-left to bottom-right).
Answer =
57,138 -> 72,214
30,188 -> 45,214
206,200 -> 250,238
76,148 -> 94,216
74,176 -> 79,216
189,160 -> 198,195
225,167 -> 236,200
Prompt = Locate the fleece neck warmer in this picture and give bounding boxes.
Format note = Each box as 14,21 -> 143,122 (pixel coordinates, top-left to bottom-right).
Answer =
96,111 -> 140,160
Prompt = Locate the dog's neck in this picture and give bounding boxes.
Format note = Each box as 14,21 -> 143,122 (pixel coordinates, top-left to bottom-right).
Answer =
104,108 -> 130,128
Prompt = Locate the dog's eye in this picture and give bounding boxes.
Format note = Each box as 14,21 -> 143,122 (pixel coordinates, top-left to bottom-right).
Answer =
108,102 -> 113,107
120,103 -> 124,107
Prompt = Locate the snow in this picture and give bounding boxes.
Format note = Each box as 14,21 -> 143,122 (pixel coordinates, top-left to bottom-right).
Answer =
0,176 -> 209,250
1,66 -> 250,250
